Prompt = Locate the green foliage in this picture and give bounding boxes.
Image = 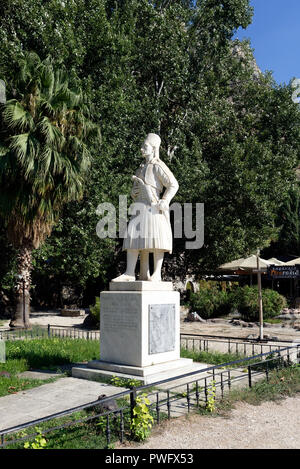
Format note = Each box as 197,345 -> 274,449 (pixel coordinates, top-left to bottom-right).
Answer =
189,284 -> 287,321
219,365 -> 300,411
230,286 -> 287,321
0,356 -> 58,397
110,375 -> 142,388
188,284 -> 231,319
205,381 -> 216,413
89,296 -> 100,328
180,348 -> 247,366
130,393 -> 154,441
0,374 -> 57,398
6,406 -> 129,449
263,184 -> 300,259
23,427 -> 47,449
6,338 -> 99,369
0,52 -> 100,250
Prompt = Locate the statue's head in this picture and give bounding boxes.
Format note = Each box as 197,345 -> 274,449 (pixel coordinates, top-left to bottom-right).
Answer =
141,133 -> 161,161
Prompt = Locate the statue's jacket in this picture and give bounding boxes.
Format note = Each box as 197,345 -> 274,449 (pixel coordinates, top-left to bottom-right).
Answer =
123,159 -> 179,253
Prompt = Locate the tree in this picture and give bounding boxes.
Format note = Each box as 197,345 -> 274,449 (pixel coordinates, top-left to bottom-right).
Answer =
0,0 -> 300,307
262,182 -> 300,259
0,52 -> 100,327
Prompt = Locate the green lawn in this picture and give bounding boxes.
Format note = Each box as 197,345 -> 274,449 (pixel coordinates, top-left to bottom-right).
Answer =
5,337 -> 99,369
180,347 -> 248,366
0,338 -> 100,397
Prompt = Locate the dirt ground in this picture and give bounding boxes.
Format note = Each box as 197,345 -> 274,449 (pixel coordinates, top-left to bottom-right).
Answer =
117,395 -> 300,449
180,319 -> 300,342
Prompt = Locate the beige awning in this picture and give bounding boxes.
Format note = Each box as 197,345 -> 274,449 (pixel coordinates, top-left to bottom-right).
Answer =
284,257 -> 300,266
267,257 -> 285,265
219,255 -> 271,272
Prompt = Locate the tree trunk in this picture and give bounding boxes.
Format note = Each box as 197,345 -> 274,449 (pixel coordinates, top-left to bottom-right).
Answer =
10,243 -> 32,329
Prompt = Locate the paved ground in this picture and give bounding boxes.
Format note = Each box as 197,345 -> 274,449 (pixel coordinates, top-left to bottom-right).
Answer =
0,377 -> 126,431
118,395 -> 300,449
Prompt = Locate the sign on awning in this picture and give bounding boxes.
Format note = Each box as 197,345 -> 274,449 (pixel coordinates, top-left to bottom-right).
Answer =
267,264 -> 300,279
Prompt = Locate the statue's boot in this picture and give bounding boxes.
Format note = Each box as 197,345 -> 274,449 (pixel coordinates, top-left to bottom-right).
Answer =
149,273 -> 162,282
111,273 -> 135,282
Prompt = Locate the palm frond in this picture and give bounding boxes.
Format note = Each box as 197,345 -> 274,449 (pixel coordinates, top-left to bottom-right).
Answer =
3,100 -> 34,131
38,116 -> 65,147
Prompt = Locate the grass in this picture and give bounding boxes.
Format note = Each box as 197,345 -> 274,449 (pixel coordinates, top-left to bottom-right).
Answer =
199,365 -> 300,416
4,398 -> 132,449
0,374 -> 58,397
5,338 -> 99,369
180,347 -> 249,367
0,338 -> 100,397
264,319 -> 282,324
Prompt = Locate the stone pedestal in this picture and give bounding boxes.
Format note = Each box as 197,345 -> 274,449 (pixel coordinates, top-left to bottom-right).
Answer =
72,282 -> 206,384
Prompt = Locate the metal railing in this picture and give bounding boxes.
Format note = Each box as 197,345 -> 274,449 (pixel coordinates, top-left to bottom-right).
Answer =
0,344 -> 299,449
0,325 -> 100,341
180,333 -> 293,356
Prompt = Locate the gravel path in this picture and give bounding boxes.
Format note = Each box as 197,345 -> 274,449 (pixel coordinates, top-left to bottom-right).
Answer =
119,395 -> 300,449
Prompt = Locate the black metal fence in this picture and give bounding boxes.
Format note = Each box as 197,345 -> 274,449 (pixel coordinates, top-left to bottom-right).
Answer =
180,333 -> 294,356
0,325 -> 100,341
0,344 -> 299,449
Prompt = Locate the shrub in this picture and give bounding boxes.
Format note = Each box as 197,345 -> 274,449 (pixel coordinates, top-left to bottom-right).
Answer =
230,286 -> 287,322
189,285 -> 231,319
89,297 -> 100,328
188,284 -> 287,321
130,394 -> 154,441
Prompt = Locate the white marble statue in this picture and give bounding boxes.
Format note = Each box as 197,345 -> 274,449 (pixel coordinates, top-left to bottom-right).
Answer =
112,133 -> 179,282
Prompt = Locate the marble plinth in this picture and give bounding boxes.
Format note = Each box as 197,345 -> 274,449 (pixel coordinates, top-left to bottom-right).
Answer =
100,286 -> 180,367
72,282 -> 201,384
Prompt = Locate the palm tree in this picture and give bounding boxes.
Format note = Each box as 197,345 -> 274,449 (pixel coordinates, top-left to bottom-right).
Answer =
0,52 -> 100,328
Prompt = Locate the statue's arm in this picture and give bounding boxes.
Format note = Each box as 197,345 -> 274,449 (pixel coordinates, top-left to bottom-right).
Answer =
156,165 -> 179,209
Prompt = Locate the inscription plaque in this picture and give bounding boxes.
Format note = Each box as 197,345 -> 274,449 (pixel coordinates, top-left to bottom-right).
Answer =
149,304 -> 176,354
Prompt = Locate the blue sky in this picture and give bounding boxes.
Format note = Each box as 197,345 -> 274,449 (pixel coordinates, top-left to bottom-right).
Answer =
234,0 -> 300,85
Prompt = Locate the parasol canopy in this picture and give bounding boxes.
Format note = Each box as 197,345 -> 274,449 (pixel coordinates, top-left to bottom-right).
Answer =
218,254 -> 272,272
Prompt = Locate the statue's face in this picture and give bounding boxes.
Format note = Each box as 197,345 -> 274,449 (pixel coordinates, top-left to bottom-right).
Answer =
141,141 -> 154,159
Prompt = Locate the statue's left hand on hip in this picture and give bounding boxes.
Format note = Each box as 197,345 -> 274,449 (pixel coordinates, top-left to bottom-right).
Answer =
157,199 -> 169,212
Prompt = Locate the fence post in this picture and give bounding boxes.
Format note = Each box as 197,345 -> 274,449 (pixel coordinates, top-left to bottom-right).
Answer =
130,388 -> 137,436
106,414 -> 111,446
167,390 -> 171,419
186,383 -> 190,412
119,410 -> 124,443
248,365 -> 252,388
156,392 -> 160,424
47,324 -> 50,338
